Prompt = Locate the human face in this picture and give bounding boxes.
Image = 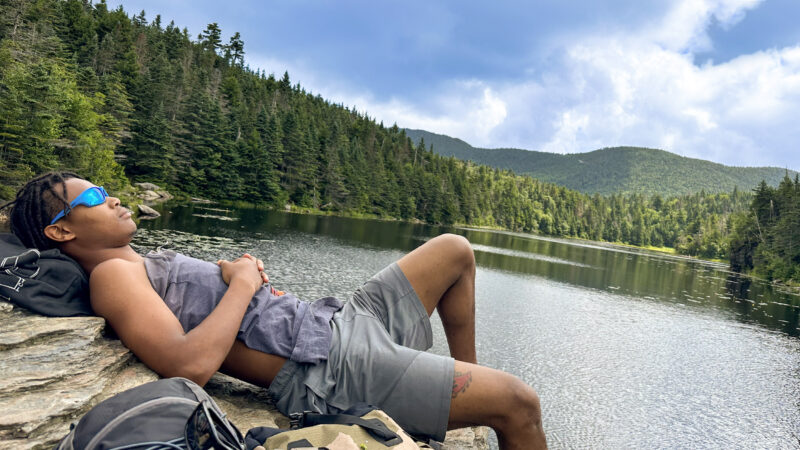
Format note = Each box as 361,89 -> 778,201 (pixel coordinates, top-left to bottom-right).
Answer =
55,178 -> 137,247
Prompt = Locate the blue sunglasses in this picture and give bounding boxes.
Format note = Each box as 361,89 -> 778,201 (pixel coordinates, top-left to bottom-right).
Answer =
50,186 -> 109,225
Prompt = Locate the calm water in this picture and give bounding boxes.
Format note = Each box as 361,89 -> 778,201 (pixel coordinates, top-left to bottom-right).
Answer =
134,203 -> 800,449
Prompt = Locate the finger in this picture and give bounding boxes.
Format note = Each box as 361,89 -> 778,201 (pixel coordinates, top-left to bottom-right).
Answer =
257,259 -> 264,271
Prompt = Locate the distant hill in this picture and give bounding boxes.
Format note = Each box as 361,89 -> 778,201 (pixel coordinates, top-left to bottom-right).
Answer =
404,129 -> 797,197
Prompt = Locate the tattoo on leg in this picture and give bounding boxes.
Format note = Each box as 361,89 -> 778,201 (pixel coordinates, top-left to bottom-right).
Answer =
452,370 -> 472,399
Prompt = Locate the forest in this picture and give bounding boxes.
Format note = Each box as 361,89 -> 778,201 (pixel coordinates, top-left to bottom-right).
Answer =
729,176 -> 800,283
0,0 -> 796,283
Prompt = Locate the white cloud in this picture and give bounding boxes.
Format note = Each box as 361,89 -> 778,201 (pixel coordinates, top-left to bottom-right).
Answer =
248,52 -> 510,147
645,0 -> 762,52
516,37 -> 800,166
351,82 -> 508,145
248,0 -> 800,169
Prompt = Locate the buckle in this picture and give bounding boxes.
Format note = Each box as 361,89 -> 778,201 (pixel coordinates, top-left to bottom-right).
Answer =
289,411 -> 316,429
288,412 -> 304,429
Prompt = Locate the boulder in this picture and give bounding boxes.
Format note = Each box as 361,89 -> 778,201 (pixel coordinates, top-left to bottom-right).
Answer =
444,427 -> 491,449
137,204 -> 161,218
0,303 -> 488,449
139,190 -> 161,201
134,182 -> 161,191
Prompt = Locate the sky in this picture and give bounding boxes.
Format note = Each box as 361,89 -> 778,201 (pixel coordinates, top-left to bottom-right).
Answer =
105,0 -> 800,170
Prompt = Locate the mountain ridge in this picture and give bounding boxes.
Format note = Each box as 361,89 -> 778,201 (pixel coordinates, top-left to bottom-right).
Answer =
404,129 -> 797,197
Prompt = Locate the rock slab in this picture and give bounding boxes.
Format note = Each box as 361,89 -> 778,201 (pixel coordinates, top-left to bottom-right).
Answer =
137,204 -> 161,218
0,303 -> 487,449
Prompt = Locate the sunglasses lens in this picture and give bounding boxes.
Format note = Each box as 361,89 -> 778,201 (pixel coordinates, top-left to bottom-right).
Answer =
82,187 -> 107,206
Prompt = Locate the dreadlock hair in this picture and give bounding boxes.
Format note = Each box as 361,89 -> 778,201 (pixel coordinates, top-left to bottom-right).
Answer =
0,171 -> 81,250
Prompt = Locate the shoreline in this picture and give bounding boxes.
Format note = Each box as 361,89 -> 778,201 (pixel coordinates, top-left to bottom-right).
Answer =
171,197 -> 725,263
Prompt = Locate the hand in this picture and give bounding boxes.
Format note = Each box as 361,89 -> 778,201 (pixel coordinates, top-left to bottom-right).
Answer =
216,254 -> 263,294
238,253 -> 269,283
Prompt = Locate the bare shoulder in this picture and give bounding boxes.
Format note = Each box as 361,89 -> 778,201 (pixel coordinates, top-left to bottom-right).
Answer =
89,258 -> 155,316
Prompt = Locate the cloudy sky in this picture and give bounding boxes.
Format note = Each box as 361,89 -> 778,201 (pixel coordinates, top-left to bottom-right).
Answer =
106,0 -> 800,169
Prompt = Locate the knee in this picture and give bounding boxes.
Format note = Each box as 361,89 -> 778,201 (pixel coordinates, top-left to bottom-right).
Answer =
437,233 -> 475,271
497,377 -> 543,433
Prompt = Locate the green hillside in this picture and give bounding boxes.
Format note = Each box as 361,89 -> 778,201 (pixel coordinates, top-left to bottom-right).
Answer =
405,129 -> 797,197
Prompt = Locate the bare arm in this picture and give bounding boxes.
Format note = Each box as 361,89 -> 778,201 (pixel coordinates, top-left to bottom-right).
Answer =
90,256 -> 263,386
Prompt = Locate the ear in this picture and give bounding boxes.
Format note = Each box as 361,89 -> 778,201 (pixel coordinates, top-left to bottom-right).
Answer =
43,222 -> 76,243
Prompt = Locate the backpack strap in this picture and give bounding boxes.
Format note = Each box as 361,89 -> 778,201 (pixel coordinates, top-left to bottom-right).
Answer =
292,411 -> 402,446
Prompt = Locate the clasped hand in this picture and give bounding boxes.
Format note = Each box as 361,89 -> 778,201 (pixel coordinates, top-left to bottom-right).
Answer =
216,253 -> 269,293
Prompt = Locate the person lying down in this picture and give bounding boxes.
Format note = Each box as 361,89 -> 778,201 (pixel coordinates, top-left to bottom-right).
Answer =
2,172 -> 547,449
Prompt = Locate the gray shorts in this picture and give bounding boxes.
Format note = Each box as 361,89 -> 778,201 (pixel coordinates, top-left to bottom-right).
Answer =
267,263 -> 455,441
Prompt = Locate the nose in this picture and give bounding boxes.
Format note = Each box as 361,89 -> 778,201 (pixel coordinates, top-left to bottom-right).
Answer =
107,195 -> 121,207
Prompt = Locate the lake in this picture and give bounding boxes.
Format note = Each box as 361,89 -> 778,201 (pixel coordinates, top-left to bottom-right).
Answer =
134,202 -> 800,449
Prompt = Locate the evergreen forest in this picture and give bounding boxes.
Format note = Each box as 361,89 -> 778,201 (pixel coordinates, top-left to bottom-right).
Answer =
0,0 -> 797,283
729,176 -> 800,283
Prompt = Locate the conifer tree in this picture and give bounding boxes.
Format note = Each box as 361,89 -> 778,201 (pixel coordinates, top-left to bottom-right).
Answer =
198,23 -> 222,53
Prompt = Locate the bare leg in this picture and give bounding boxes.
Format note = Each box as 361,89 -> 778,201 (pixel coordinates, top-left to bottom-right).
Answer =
449,360 -> 547,450
397,234 -> 546,447
397,234 -> 477,363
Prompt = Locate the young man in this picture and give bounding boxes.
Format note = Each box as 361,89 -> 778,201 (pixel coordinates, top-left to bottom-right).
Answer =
3,172 -> 546,449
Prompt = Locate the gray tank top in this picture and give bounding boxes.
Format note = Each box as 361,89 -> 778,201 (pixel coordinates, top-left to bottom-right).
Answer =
142,250 -> 342,364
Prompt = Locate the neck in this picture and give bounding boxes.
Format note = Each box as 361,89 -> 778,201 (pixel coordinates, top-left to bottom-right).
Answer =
68,245 -> 141,275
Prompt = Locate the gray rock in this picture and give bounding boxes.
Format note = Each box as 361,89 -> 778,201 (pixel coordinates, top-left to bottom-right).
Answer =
137,204 -> 161,218
0,304 -> 487,449
443,426 -> 491,449
139,190 -> 161,201
157,190 -> 174,200
0,306 -> 160,447
135,182 -> 161,191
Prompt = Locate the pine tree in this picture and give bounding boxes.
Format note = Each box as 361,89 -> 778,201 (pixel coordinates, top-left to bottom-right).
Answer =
198,22 -> 222,53
224,31 -> 244,66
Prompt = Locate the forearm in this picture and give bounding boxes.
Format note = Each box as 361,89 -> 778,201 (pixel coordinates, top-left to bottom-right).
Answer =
168,278 -> 256,384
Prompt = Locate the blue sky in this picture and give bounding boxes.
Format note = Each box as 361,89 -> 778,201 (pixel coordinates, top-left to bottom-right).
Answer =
105,0 -> 800,169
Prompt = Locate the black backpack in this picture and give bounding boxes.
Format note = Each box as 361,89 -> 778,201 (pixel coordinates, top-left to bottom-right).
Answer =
55,377 -> 245,450
0,233 -> 93,316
